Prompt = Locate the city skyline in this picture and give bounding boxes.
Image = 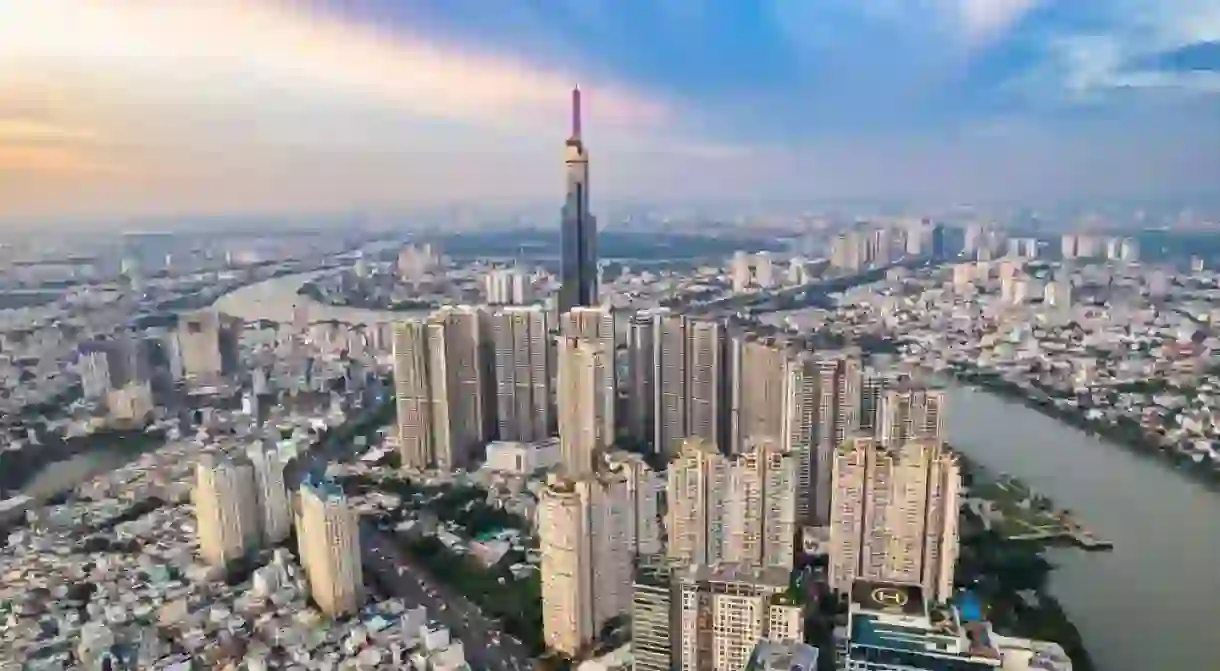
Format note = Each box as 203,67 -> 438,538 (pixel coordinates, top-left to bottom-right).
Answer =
2,1 -> 1219,220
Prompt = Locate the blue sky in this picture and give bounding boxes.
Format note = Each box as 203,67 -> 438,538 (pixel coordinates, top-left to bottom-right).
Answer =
1,0 -> 1218,218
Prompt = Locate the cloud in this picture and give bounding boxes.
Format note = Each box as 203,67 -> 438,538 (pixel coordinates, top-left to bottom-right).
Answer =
952,0 -> 1044,44
0,1 -> 669,141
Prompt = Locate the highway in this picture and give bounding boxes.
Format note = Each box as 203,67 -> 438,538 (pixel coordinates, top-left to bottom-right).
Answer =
361,525 -> 534,671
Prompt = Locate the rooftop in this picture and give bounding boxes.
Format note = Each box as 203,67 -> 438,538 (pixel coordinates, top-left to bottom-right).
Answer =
746,640 -> 819,671
850,580 -> 926,617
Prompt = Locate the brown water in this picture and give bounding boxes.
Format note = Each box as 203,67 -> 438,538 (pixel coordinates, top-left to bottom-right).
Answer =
944,384 -> 1220,671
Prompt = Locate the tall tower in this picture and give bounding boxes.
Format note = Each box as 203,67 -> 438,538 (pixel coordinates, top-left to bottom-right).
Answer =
560,86 -> 598,313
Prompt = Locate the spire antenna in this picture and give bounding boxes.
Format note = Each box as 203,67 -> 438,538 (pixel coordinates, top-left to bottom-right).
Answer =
571,85 -> 582,140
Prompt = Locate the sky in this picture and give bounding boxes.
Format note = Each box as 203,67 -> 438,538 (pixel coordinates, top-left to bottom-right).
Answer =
1,0 -> 1219,220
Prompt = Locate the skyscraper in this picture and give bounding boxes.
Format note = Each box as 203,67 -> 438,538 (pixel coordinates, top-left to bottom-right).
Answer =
625,314 -> 656,447
811,352 -> 862,525
538,474 -> 633,657
491,306 -> 553,442
652,314 -> 731,456
559,86 -> 598,314
828,436 -> 961,603
177,311 -> 225,381
632,556 -> 679,671
557,336 -> 614,476
666,438 -> 798,571
678,563 -> 805,671
194,453 -> 261,567
297,475 -> 364,617
246,440 -> 293,545
392,307 -> 491,472
877,386 -> 946,447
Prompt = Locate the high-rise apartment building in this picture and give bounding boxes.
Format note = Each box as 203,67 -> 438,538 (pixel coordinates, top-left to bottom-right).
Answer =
831,232 -> 862,272
666,438 -> 798,571
392,307 -> 491,471
632,556 -> 679,671
731,338 -> 788,455
485,268 -> 531,305
538,474 -> 633,657
811,353 -> 862,525
606,450 -> 663,556
687,319 -> 727,449
246,440 -> 292,545
723,439 -> 799,570
678,564 -> 805,671
654,313 -> 691,456
560,305 -> 615,351
559,86 -> 598,314
625,314 -> 656,447
651,314 -> 731,456
828,437 -> 960,603
877,387 -> 946,447
79,350 -> 113,401
177,311 -> 225,381
666,438 -> 730,566
195,453 -> 261,567
491,306 -> 553,442
393,321 -> 435,469
557,336 -> 615,476
858,367 -> 902,435
297,475 -> 363,618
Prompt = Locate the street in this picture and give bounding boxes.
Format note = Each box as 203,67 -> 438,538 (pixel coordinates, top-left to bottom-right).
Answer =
361,525 -> 534,671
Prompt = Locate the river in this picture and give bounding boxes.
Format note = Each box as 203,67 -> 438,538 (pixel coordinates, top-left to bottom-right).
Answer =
212,271 -> 427,325
944,384 -> 1220,671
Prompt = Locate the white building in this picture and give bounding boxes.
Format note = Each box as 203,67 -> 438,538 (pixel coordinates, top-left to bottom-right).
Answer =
484,438 -> 562,475
485,268 -> 531,305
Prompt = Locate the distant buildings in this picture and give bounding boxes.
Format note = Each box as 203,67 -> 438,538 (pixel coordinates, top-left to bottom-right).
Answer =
176,311 -> 238,382
485,268 -> 531,305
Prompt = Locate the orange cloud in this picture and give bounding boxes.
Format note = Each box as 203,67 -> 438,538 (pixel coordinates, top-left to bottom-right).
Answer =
0,145 -> 122,175
0,1 -> 669,132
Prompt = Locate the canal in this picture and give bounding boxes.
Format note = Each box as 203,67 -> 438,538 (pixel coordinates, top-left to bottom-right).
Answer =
944,384 -> 1220,671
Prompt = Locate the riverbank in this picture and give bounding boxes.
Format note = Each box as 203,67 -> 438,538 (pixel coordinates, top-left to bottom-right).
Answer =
955,529 -> 1095,671
955,451 -> 1113,551
950,365 -> 1220,487
952,450 -> 1097,671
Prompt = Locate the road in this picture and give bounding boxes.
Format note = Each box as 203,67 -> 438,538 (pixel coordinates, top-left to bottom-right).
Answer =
319,398 -> 536,670
361,525 -> 534,671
